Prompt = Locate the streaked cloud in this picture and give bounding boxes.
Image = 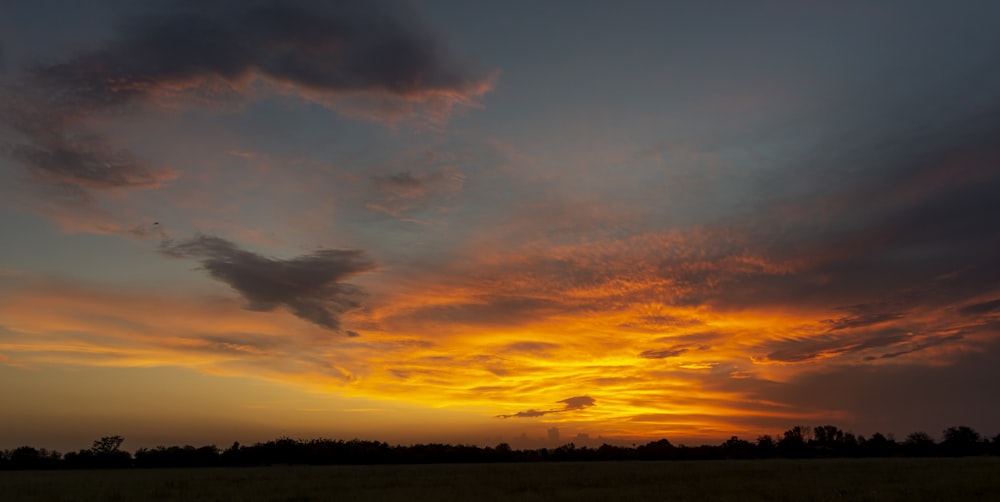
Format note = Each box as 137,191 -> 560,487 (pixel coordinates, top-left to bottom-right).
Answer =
638,346 -> 690,360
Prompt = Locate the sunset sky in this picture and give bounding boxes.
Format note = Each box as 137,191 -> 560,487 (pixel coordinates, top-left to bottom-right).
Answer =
2,0 -> 999,452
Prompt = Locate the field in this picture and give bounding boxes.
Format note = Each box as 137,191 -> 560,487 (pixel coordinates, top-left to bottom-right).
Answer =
2,457 -> 998,501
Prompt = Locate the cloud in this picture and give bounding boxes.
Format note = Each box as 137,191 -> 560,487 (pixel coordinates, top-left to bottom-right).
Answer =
960,298 -> 1000,316
619,314 -> 702,331
25,0 -> 491,106
866,333 -> 964,361
823,304 -> 908,331
559,395 -> 596,411
758,318 -> 977,365
498,395 -> 595,419
638,347 -> 689,359
764,338 -> 1000,436
763,329 -> 913,363
501,409 -> 546,419
673,105 -> 1000,319
0,0 -> 493,219
501,341 -> 561,355
161,235 -> 374,330
387,295 -> 572,329
0,81 -> 171,196
375,171 -> 426,192
3,130 -> 165,189
367,167 -> 465,218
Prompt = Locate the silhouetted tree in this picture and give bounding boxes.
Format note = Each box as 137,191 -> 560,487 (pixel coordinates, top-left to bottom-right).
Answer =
3,423 -> 999,469
755,435 -> 776,458
637,439 -> 675,460
596,443 -> 631,461
6,446 -> 61,469
811,425 -> 845,454
941,426 -> 984,456
861,432 -> 898,457
63,449 -> 96,468
493,442 -> 514,461
903,432 -> 937,457
813,425 -> 842,443
778,426 -> 812,458
721,436 -> 755,459
552,443 -> 578,461
135,444 -> 221,468
220,441 -> 251,466
829,432 -> 861,457
90,436 -> 131,468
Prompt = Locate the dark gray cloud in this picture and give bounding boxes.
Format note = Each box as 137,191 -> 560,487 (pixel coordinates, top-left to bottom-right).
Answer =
1,0 -> 490,197
498,395 -> 595,419
960,298 -> 1000,316
161,235 -> 374,330
22,0 -> 486,104
133,0 -> 481,96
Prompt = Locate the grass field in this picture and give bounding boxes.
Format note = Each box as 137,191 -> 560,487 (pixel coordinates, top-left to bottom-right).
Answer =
1,457 -> 998,501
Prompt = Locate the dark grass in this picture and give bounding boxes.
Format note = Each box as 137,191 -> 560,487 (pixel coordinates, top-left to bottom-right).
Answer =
1,457 -> 998,501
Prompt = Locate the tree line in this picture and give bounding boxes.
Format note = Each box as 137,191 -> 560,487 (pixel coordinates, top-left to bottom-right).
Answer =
2,425 -> 998,469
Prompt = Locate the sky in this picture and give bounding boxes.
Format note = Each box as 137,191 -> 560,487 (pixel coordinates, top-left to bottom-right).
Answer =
1,0 -> 999,452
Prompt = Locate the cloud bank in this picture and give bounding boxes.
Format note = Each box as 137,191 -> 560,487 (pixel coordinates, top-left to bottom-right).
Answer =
1,0 -> 493,207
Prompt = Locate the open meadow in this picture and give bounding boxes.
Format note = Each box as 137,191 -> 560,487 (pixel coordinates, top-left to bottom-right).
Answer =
1,457 -> 998,501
